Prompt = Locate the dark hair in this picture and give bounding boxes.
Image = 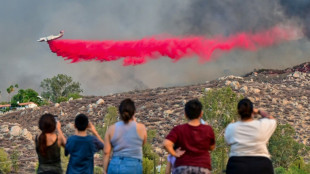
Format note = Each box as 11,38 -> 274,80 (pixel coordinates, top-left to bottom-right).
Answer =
75,114 -> 89,131
38,114 -> 56,156
238,98 -> 253,119
119,98 -> 136,124
185,99 -> 202,120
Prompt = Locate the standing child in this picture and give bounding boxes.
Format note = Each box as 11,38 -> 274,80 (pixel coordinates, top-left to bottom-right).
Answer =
163,99 -> 215,174
165,118 -> 208,174
65,114 -> 104,174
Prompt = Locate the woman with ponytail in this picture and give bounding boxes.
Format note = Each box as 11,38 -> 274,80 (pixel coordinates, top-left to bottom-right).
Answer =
103,98 -> 147,174
36,114 -> 66,174
224,98 -> 277,174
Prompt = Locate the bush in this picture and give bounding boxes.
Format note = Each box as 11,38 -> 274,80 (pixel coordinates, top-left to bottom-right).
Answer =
142,129 -> 160,174
10,149 -> 19,172
269,124 -> 310,168
200,86 -> 243,173
61,147 -> 69,173
56,96 -> 68,103
94,166 -> 103,174
95,106 -> 118,140
67,93 -> 82,100
143,157 -> 154,174
0,148 -> 11,174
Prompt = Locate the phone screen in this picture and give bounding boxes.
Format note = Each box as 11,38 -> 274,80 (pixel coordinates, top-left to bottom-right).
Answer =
54,116 -> 58,122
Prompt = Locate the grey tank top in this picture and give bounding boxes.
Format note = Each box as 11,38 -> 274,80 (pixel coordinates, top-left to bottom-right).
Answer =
111,121 -> 143,160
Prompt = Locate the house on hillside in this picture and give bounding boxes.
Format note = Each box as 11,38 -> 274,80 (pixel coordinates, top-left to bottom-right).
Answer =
0,104 -> 11,108
0,104 -> 11,113
18,102 -> 38,108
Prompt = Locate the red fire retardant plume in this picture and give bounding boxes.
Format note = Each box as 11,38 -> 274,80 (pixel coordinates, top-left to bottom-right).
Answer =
48,26 -> 300,66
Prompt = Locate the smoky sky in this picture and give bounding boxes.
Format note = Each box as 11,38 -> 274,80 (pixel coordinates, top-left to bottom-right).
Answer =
280,0 -> 310,38
0,0 -> 309,100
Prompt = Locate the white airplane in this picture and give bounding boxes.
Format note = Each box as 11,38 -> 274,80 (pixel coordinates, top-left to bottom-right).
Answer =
37,30 -> 64,42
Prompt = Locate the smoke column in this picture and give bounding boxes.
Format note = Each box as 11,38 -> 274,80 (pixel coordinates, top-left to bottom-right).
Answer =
48,25 -> 301,66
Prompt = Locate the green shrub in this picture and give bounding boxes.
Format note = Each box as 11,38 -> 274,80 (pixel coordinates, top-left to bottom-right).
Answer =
56,96 -> 68,103
269,124 -> 310,168
0,148 -> 12,174
95,106 -> 118,140
200,86 -> 243,173
275,167 -> 286,174
67,93 -> 82,100
94,166 -> 103,174
143,157 -> 154,174
61,147 -> 69,173
10,149 -> 19,172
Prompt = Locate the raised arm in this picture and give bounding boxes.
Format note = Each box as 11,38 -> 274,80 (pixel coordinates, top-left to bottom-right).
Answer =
88,122 -> 104,144
253,108 -> 275,119
56,121 -> 66,147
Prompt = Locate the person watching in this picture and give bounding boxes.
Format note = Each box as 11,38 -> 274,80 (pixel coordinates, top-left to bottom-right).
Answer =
163,99 -> 215,174
103,98 -> 147,174
36,114 -> 66,174
65,114 -> 104,174
224,98 -> 277,174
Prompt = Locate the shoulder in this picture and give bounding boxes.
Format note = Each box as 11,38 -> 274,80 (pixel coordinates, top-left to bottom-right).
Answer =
107,124 -> 116,133
67,135 -> 78,142
259,118 -> 277,128
169,124 -> 185,133
224,122 -> 238,133
202,124 -> 214,130
260,118 -> 276,124
136,122 -> 146,130
226,121 -> 239,129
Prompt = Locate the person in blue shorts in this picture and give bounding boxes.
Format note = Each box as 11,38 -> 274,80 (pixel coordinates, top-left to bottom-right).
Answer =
65,114 -> 104,174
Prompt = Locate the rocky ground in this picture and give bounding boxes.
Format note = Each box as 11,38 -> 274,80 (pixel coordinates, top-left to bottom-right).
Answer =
0,62 -> 309,173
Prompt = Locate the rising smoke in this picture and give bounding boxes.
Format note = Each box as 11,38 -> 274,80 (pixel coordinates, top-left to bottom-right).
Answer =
280,0 -> 310,38
0,0 -> 309,98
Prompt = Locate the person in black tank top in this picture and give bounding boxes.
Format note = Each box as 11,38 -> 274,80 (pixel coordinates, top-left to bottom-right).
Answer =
36,114 -> 66,174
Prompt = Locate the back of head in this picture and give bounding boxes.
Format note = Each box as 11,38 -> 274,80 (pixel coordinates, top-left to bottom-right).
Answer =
237,98 -> 253,120
185,99 -> 202,120
119,98 -> 136,124
38,114 -> 56,156
39,113 -> 56,133
75,114 -> 89,131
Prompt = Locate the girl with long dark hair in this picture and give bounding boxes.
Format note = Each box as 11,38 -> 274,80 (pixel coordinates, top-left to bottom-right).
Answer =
36,114 -> 66,174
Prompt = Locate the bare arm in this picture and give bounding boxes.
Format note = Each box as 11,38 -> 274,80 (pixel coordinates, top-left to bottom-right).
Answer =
88,122 -> 104,144
253,108 -> 275,119
103,127 -> 113,173
163,139 -> 185,157
56,121 -> 66,147
136,122 -> 147,145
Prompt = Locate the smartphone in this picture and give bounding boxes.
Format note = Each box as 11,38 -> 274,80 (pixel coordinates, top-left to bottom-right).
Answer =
54,115 -> 58,122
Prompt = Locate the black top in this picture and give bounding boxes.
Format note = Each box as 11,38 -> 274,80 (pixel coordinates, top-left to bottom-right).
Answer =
36,135 -> 62,174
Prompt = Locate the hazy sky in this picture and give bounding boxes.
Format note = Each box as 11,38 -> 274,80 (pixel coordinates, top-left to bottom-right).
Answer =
0,0 -> 309,100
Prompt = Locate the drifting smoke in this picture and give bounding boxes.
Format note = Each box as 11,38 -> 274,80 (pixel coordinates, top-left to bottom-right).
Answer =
0,0 -> 310,97
48,25 -> 301,65
280,0 -> 310,38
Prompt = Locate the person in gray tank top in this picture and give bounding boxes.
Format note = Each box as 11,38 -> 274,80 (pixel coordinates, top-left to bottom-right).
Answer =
103,98 -> 147,174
